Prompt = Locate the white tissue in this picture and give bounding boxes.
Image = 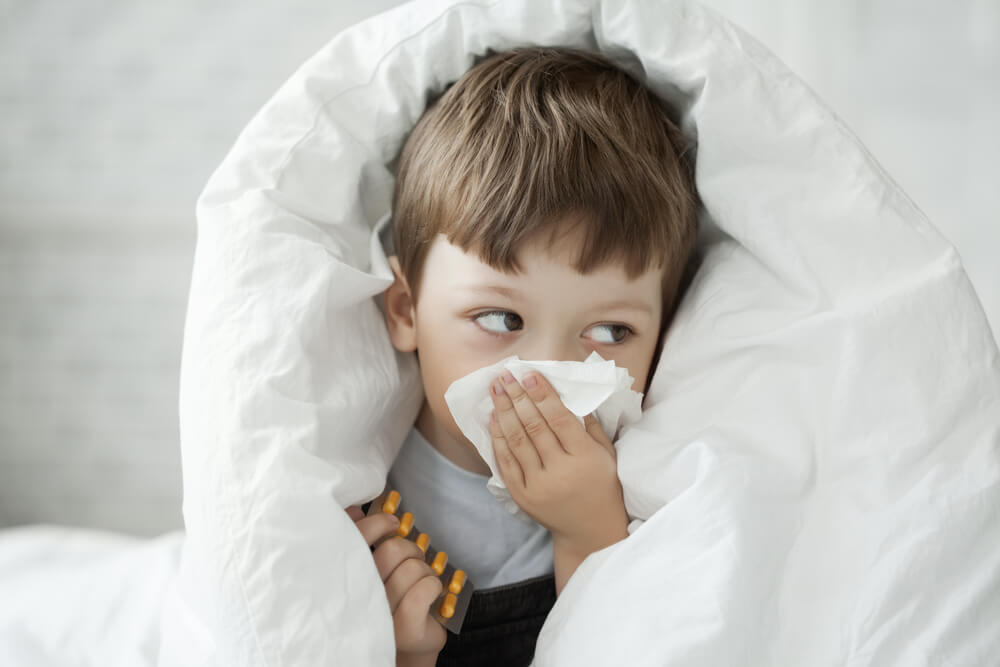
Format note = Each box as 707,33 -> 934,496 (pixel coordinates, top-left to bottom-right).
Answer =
443,351 -> 643,518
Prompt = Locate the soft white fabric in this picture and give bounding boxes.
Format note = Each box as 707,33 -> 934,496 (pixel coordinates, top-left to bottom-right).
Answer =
444,351 -> 643,518
159,0 -> 1000,665
0,526 -> 182,667
386,427 -> 554,589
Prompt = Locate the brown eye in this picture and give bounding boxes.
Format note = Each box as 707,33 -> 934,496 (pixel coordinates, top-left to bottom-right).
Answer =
588,324 -> 632,344
475,311 -> 523,334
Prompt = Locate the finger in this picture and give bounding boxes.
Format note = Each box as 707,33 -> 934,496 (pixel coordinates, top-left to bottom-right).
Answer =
394,572 -> 445,643
353,512 -> 400,548
498,371 -> 565,465
373,535 -> 427,583
524,372 -> 590,453
491,410 -> 525,489
584,412 -> 616,458
346,505 -> 365,522
491,373 -> 543,474
385,556 -> 440,614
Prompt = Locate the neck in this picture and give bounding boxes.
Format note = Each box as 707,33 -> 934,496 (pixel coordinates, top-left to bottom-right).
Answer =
414,400 -> 492,477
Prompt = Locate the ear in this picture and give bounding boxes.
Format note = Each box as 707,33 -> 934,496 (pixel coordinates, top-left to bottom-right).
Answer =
384,256 -> 418,353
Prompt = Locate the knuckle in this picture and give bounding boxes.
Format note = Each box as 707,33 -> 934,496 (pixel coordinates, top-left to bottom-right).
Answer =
396,592 -> 419,619
403,536 -> 424,556
367,518 -> 393,544
420,574 -> 444,601
402,596 -> 422,621
400,556 -> 428,580
381,536 -> 408,560
524,418 -> 548,437
380,541 -> 421,574
398,577 -> 436,618
507,430 -> 527,449
549,410 -> 578,433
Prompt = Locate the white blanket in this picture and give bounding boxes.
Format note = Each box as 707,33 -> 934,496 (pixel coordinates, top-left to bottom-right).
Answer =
150,0 -> 1000,665
0,527 -> 182,666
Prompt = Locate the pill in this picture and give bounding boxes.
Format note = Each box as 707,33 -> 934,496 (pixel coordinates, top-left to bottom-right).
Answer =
448,569 -> 467,594
396,512 -> 413,537
381,490 -> 400,514
416,533 -> 430,553
439,593 -> 458,619
431,551 -> 448,575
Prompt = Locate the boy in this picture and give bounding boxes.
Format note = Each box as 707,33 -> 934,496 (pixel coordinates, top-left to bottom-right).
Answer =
348,47 -> 699,667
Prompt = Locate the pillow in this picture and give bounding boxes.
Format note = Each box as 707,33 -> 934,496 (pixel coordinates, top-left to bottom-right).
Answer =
161,0 -> 1000,664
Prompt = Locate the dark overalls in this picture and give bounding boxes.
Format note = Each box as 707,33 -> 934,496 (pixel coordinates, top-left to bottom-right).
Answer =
436,574 -> 556,666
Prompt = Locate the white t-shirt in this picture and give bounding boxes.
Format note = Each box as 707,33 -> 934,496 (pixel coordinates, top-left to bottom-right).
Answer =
385,427 -> 553,589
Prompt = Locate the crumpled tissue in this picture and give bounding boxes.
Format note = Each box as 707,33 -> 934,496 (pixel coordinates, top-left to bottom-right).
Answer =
443,351 -> 644,518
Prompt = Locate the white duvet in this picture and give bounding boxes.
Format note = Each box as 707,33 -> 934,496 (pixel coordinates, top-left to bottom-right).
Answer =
3,0 -> 999,665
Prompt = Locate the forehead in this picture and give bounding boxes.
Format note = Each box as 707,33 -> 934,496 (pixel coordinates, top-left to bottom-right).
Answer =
420,232 -> 663,307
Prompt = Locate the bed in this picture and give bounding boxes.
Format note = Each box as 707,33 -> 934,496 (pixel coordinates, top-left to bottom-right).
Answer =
2,0 -> 998,665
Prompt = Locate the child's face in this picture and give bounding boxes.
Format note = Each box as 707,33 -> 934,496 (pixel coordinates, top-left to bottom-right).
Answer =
386,222 -> 665,452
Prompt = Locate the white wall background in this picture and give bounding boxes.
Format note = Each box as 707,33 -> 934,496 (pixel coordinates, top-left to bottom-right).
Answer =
1,0 -> 997,537
0,0 -> 407,536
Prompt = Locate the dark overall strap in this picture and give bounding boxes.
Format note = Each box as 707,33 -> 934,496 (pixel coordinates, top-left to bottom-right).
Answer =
436,574 -> 556,667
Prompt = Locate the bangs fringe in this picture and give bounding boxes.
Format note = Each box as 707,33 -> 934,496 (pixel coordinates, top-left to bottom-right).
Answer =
392,47 -> 699,313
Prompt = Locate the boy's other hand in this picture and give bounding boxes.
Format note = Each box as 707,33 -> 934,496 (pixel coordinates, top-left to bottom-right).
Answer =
488,371 -> 630,573
346,506 -> 446,665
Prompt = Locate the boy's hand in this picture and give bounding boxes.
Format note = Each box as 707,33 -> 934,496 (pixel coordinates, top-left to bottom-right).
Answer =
346,506 -> 446,666
488,371 -> 629,591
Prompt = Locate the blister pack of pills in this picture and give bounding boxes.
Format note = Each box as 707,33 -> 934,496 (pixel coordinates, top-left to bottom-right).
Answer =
365,488 -> 475,634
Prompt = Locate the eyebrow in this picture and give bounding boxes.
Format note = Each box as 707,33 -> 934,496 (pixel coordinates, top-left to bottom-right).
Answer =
460,285 -> 654,316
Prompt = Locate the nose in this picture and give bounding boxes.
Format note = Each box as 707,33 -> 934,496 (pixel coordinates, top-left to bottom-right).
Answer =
519,336 -> 588,363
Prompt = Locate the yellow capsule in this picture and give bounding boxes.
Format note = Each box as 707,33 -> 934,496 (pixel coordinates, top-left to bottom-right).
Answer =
439,593 -> 458,619
431,551 -> 448,576
448,569 -> 467,594
396,512 -> 413,538
415,533 -> 430,553
381,490 -> 400,515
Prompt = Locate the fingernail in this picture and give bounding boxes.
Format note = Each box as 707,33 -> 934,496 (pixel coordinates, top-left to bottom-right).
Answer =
523,374 -> 537,389
492,380 -> 505,396
501,370 -> 516,384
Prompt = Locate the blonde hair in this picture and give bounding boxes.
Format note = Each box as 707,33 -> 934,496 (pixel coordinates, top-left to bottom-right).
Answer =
391,47 -> 699,319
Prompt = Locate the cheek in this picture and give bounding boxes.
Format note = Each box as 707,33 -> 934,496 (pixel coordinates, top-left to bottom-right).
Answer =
630,367 -> 650,394
414,326 -> 486,400
606,341 -> 659,394
622,360 -> 648,393
413,345 -> 462,424
417,313 -> 508,366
